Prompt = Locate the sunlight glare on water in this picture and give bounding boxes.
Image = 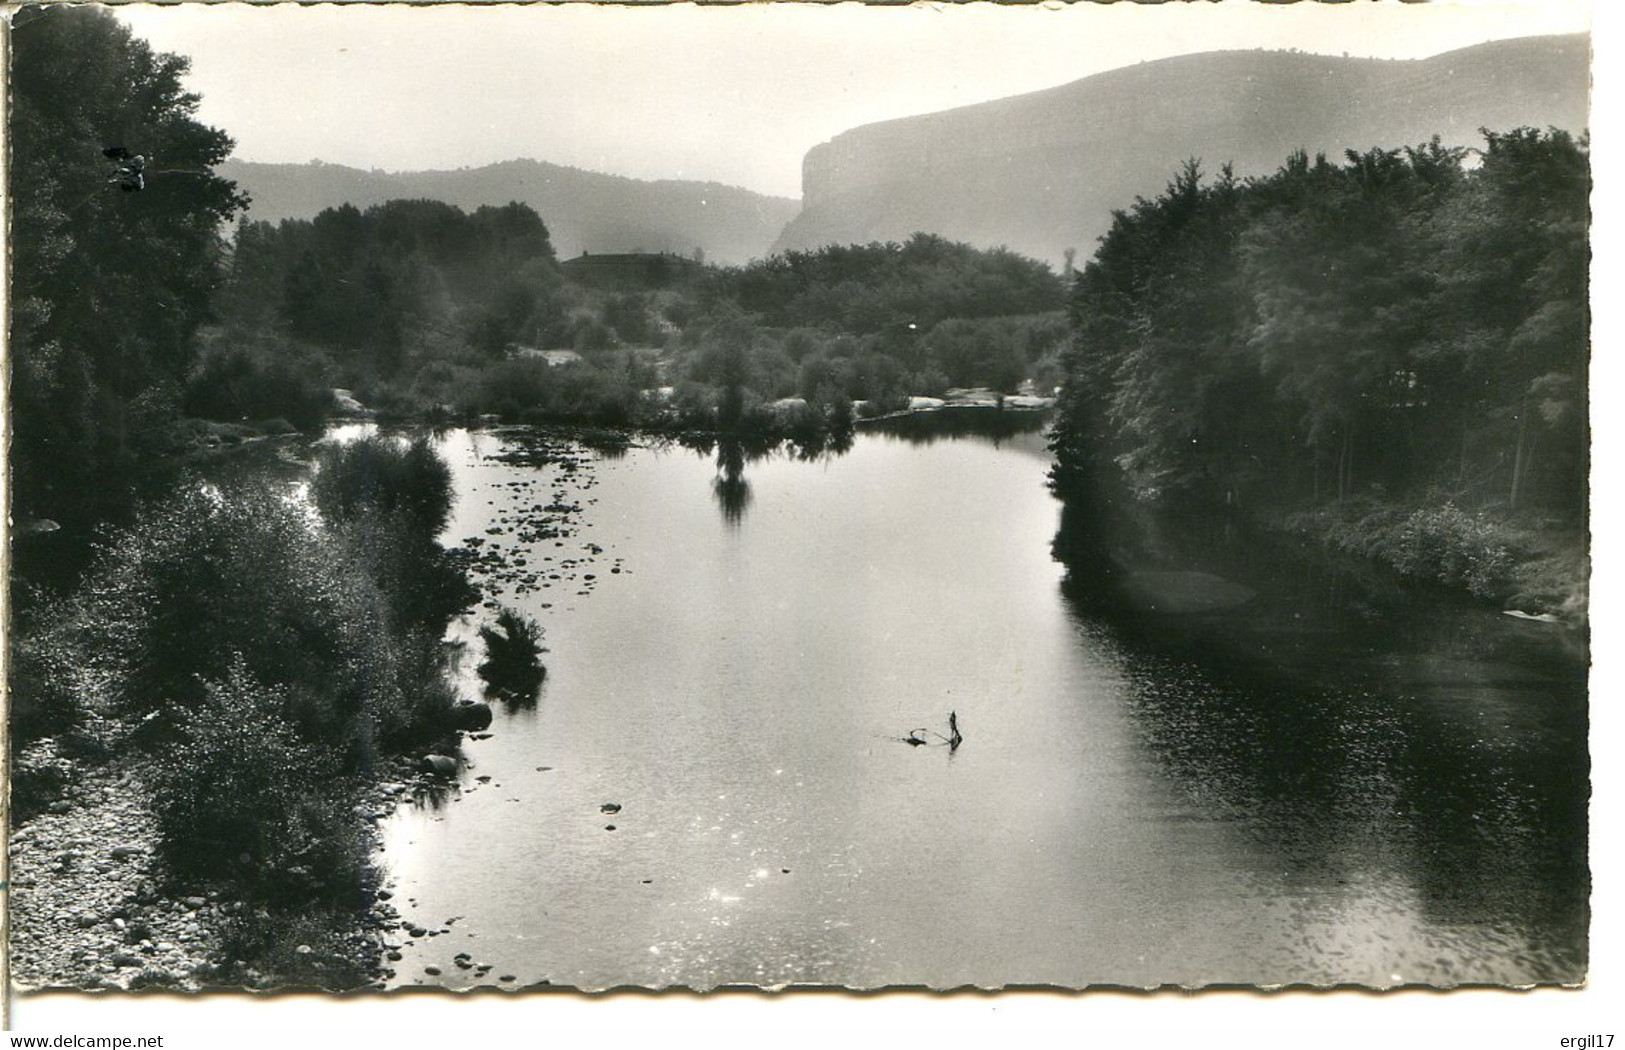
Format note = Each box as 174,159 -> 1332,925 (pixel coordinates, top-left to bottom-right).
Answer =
380,425 -> 1586,991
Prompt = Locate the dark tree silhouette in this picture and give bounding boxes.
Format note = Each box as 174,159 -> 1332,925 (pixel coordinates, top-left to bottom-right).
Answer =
10,6 -> 247,536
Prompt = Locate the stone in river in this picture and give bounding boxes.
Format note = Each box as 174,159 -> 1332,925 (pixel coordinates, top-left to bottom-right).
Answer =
419,754 -> 458,776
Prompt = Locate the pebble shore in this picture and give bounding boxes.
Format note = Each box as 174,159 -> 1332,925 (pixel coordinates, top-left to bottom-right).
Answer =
9,762 -> 230,990
9,757 -> 413,992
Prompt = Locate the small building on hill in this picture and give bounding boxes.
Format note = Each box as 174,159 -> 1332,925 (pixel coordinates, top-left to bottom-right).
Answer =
561,251 -> 703,290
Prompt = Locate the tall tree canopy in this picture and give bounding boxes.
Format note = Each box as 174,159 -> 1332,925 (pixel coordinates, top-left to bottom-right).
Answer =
216,199 -> 564,376
1052,130 -> 1588,522
10,6 -> 246,531
715,233 -> 1065,335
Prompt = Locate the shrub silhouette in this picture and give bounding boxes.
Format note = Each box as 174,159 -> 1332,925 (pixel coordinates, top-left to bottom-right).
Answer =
312,436 -> 474,630
151,659 -> 373,907
311,435 -> 455,541
477,608 -> 547,702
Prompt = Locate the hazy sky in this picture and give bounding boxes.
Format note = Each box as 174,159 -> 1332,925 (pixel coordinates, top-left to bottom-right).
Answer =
116,1 -> 1593,200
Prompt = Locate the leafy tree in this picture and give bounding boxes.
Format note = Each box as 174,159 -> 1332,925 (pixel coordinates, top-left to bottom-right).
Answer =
220,198 -> 564,382
1053,130 -> 1587,526
9,6 -> 246,534
686,303 -> 759,428
717,233 -> 1064,335
1423,128 -> 1589,513
602,293 -> 654,345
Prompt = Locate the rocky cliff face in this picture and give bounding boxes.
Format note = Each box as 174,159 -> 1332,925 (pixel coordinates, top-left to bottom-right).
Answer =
775,34 -> 1589,267
221,157 -> 800,265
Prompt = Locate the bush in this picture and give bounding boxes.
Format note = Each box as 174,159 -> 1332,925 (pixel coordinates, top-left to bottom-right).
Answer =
55,464 -> 463,765
184,344 -> 334,432
1377,503 -> 1518,598
459,357 -> 550,420
151,660 -> 374,907
215,905 -> 379,990
477,608 -> 547,702
7,622 -> 89,744
95,485 -> 386,747
311,435 -> 455,541
1291,498 -> 1522,599
312,436 -> 475,635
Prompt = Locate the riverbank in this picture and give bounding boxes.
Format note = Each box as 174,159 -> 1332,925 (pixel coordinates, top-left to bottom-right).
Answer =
7,745 -> 439,991
1050,469 -> 1589,652
354,382 -> 1054,451
6,434 -> 488,991
9,757 -> 220,991
1279,496 -> 1588,622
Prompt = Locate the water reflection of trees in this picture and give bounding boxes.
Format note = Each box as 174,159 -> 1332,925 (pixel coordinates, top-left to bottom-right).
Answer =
712,440 -> 753,526
861,406 -> 1051,447
645,412 -> 1048,526
1053,500 -> 1588,981
652,430 -> 856,527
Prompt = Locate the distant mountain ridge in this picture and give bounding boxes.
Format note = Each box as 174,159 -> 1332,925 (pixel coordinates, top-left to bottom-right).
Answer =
774,34 -> 1590,267
219,157 -> 800,265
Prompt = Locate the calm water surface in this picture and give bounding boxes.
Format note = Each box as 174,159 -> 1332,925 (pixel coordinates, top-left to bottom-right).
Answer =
379,425 -> 1586,990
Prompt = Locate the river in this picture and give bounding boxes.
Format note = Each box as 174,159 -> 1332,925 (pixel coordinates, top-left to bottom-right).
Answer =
375,420 -> 1586,990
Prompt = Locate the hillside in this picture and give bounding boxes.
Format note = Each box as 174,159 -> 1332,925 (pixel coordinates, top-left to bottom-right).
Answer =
773,34 -> 1589,267
220,157 -> 800,265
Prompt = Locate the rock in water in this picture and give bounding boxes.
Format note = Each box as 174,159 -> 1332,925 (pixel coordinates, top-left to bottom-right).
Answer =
419,754 -> 457,776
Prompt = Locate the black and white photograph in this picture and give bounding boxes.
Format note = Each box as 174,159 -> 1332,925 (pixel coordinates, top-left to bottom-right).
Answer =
2,0 -> 1611,1040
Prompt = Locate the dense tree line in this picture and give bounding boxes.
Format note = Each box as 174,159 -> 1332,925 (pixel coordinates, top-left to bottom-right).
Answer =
711,233 -> 1064,333
1050,131 -> 1587,602
219,199 -> 566,370
9,6 -> 246,536
1052,132 -> 1587,521
197,198 -> 577,428
675,234 -> 1066,411
210,214 -> 1071,432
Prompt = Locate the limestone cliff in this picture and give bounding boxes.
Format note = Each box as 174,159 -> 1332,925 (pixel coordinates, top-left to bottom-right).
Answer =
775,35 -> 1589,267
